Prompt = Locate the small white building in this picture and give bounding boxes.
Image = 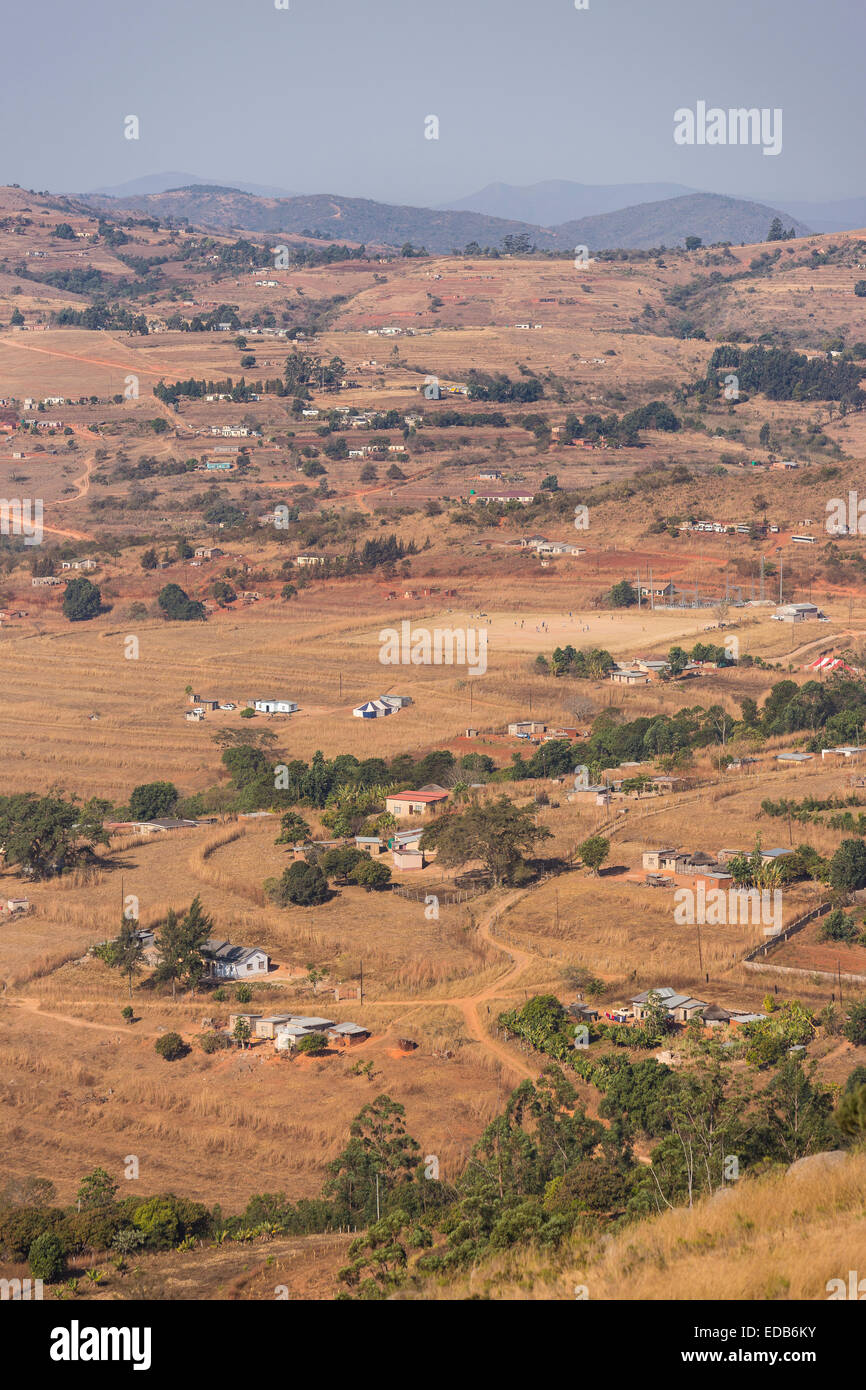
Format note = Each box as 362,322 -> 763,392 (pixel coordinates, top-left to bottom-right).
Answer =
249,699 -> 299,715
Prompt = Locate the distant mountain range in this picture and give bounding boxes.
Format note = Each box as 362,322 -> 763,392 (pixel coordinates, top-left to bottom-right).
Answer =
439,179 -> 698,226
554,192 -> 811,252
766,195 -> 866,233
85,172 -> 298,199
75,180 -> 814,254
446,179 -> 866,238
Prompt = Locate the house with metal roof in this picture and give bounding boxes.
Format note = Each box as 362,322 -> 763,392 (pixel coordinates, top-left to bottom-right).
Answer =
202,939 -> 270,980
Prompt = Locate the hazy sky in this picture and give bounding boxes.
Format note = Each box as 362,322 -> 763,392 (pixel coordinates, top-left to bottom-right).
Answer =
4,0 -> 863,205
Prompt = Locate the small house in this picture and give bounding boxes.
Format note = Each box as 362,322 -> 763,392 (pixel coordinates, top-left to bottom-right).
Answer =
327,1022 -> 370,1047
385,790 -> 449,818
393,847 -> 424,871
203,940 -> 270,980
255,1014 -> 296,1039
250,699 -> 299,715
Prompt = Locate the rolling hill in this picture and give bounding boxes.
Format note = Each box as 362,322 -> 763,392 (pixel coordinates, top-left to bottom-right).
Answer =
441,178 -> 697,226
75,186 -> 811,254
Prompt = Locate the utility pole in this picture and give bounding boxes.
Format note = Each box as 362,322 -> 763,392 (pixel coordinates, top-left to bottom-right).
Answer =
649,567 -> 654,611
359,961 -> 364,1003
696,917 -> 704,977
339,671 -> 342,699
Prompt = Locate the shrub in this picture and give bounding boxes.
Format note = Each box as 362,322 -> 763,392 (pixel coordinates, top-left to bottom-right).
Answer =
199,1031 -> 230,1054
235,983 -> 252,1004
132,1198 -> 179,1250
295,1032 -> 328,1055
28,1232 -> 66,1282
155,1031 -> 186,1061
0,1206 -> 63,1262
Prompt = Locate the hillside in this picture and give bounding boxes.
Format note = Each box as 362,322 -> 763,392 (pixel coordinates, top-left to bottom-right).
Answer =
412,1151 -> 866,1301
75,188 -> 553,254
441,179 -> 697,226
72,185 -> 811,253
556,192 -> 811,252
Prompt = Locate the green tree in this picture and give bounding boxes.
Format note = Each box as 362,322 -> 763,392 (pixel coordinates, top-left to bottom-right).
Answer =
577,835 -> 609,876
844,999 -> 866,1046
0,793 -> 107,878
325,1094 -> 422,1225
608,580 -> 637,608
268,860 -> 330,906
275,811 -> 312,845
95,916 -> 144,998
758,1060 -> 837,1163
158,583 -> 206,621
295,1031 -> 328,1055
154,896 -> 214,997
155,1031 -> 186,1061
62,576 -> 102,622
233,1016 -> 252,1048
211,579 -> 236,606
667,646 -> 688,677
350,858 -> 392,892
76,1168 -> 118,1211
420,796 -> 551,885
829,838 -> 866,894
835,1083 -> 866,1141
128,781 -> 178,821
140,547 -> 158,571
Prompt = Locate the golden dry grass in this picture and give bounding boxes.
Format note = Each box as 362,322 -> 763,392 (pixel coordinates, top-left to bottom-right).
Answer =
432,1150 -> 866,1301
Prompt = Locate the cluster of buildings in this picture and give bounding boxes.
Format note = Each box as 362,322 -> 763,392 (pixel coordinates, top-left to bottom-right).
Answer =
637,845 -> 791,889
772,602 -> 826,623
228,1011 -> 370,1051
184,694 -> 299,721
570,986 -> 766,1032
682,520 -> 781,536
608,654 -> 711,685
519,534 -> 585,557
352,694 -> 411,719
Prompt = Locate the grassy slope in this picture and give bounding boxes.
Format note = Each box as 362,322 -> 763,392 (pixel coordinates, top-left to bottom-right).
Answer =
413,1150 -> 866,1301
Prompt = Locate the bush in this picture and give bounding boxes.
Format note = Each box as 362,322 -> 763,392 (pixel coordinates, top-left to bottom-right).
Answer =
295,1032 -> 328,1055
199,1031 -> 230,1054
132,1198 -> 180,1250
235,983 -> 252,1004
155,1031 -> 186,1061
28,1232 -> 66,1283
0,1206 -> 63,1262
132,1194 -> 208,1249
